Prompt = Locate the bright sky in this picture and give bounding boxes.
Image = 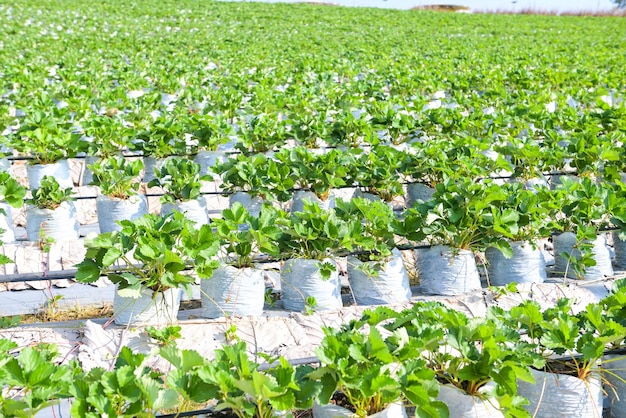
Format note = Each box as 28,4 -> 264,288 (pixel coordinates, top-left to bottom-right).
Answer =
284,0 -> 620,11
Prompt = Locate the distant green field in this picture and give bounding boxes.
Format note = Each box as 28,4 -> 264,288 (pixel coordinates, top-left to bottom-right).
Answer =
1,0 -> 625,148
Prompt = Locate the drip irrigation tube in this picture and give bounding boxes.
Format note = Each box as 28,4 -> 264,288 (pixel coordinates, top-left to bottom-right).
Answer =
0,243 -> 437,284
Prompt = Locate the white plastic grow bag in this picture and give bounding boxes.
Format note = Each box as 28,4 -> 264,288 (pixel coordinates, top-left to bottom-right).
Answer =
161,199 -> 210,226
291,190 -> 335,213
517,368 -> 603,418
280,258 -> 342,312
25,201 -> 80,242
80,155 -> 99,186
485,241 -> 546,286
312,400 -> 407,418
437,384 -> 503,418
612,232 -> 626,270
415,246 -> 481,296
520,176 -> 550,193
96,194 -> 148,233
113,287 -> 182,326
26,160 -> 73,190
229,191 -> 264,218
0,202 -> 15,243
194,150 -> 227,177
200,265 -> 265,318
0,157 -> 11,172
405,183 -> 435,208
603,354 -> 626,418
195,150 -> 227,195
143,156 -> 172,184
347,248 -> 412,305
549,174 -> 578,190
553,232 -> 613,280
353,189 -> 383,203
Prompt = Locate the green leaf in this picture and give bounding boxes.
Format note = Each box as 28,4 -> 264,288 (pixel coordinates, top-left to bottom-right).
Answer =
115,283 -> 144,298
74,260 -> 102,283
367,327 -> 394,363
140,375 -> 180,410
3,358 -> 25,386
490,240 -> 513,259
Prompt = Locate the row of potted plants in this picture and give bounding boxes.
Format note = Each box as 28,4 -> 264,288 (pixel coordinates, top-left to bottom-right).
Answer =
67,170 -> 626,325
3,283 -> 626,417
72,197 -> 412,323
1,110 -> 624,193
2,159 -> 626,288
3,82 -> 624,171
0,156 -> 213,243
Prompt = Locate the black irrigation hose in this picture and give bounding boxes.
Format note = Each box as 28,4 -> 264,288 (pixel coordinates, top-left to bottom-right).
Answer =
0,239 -> 448,284
157,408 -> 214,418
74,172 -> 577,200
0,269 -> 80,283
5,152 -> 589,194
3,233 -> 626,284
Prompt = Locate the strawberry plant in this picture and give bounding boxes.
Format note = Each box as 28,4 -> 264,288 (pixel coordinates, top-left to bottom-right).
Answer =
277,202 -> 352,264
80,115 -> 132,158
186,111 -> 233,154
312,315 -> 444,417
189,341 -> 307,418
75,212 -> 220,297
8,108 -> 82,164
0,341 -> 74,417
351,145 -> 404,202
385,302 -> 544,417
272,147 -> 352,203
214,153 -> 275,201
403,178 -> 512,255
496,296 -> 626,386
89,157 -> 144,199
481,181 -> 552,249
131,113 -> 188,158
25,175 -> 74,210
235,113 -> 288,155
334,197 -> 402,263
147,157 -> 210,204
0,172 -> 27,209
69,346 -> 178,417
212,202 -> 282,268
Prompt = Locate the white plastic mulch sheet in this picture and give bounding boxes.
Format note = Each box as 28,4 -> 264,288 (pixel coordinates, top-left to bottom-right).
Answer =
0,282 -> 615,374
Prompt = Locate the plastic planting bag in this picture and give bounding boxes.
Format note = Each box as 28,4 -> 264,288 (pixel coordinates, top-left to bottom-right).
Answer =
485,241 -> 546,286
416,246 -> 481,296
